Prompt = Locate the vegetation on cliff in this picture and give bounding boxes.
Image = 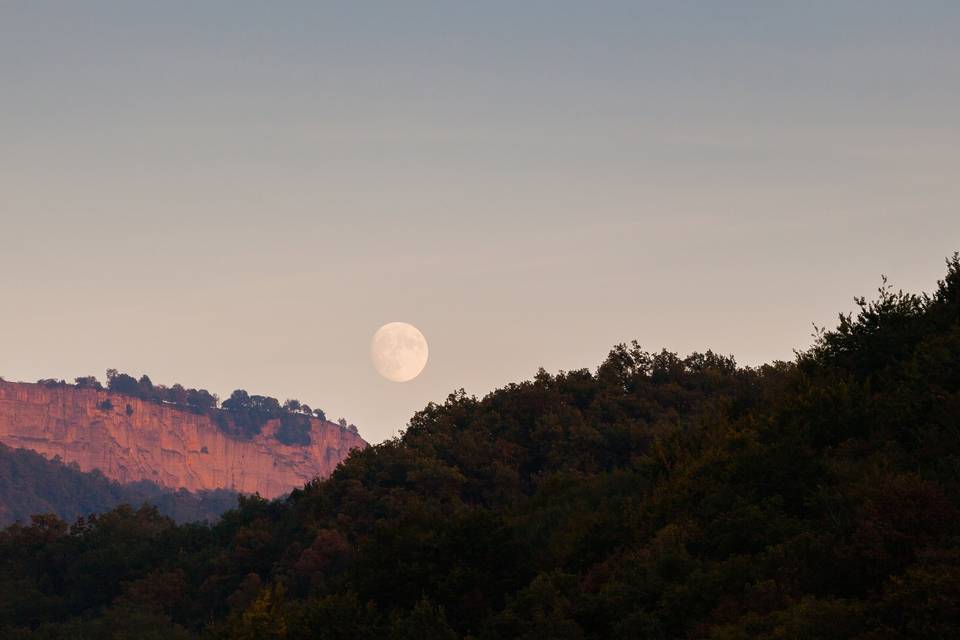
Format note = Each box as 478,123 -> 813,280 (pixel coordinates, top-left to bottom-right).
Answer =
1,255 -> 958,638
0,444 -> 237,527
36,373 -> 361,445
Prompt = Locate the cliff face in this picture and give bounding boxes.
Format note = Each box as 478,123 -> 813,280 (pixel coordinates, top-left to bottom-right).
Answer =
0,381 -> 367,499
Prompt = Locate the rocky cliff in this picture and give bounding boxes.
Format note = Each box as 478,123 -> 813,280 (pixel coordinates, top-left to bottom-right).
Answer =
0,380 -> 367,499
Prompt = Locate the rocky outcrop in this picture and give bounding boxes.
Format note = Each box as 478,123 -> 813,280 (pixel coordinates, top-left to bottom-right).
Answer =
0,381 -> 367,499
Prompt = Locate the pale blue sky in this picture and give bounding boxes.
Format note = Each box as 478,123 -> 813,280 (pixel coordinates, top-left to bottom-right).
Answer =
2,2 -> 959,442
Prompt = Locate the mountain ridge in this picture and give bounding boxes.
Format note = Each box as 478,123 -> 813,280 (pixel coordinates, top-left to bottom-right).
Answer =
0,380 -> 367,498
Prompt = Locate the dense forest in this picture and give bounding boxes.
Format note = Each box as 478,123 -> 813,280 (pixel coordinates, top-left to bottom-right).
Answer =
35,372 -> 360,445
0,444 -> 238,527
1,256 -> 958,639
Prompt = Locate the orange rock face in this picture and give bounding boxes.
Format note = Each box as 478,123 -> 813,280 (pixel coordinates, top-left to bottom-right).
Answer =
0,381 -> 367,499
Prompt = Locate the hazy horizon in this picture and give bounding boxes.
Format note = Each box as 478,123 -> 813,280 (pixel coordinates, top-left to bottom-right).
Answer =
3,2 -> 959,443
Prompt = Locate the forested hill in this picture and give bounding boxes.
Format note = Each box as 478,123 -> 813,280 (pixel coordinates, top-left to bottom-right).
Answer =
1,255 -> 958,639
0,444 -> 237,526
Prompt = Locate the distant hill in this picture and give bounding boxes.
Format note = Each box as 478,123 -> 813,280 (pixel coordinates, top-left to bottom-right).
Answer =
0,254 -> 958,638
0,443 -> 237,526
0,380 -> 367,498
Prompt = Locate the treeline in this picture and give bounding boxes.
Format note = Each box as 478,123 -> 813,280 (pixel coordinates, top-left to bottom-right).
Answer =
35,371 -> 360,445
2,256 -> 958,638
0,444 -> 237,527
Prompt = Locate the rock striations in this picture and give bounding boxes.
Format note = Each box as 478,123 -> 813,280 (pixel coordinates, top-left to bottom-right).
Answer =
0,380 -> 367,499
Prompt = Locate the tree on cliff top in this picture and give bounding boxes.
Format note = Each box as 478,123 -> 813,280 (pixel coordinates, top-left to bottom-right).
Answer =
106,371 -> 141,397
74,376 -> 103,390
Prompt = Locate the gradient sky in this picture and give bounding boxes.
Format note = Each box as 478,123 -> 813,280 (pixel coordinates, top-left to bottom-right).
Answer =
2,2 -> 959,443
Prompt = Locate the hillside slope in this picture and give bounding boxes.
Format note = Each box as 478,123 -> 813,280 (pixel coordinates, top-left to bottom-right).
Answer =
0,444 -> 236,526
0,381 -> 367,498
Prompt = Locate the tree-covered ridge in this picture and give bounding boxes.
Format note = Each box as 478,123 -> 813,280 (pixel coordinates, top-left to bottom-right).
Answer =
0,444 -> 237,527
35,372 -> 360,445
1,255 -> 958,639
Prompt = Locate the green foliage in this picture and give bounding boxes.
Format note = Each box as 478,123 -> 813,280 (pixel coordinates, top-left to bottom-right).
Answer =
2,256 -> 959,637
0,444 -> 238,527
276,414 -> 312,446
74,376 -> 103,390
47,369 -> 341,445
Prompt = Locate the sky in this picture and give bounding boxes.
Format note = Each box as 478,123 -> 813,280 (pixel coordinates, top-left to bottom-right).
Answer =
1,2 -> 959,443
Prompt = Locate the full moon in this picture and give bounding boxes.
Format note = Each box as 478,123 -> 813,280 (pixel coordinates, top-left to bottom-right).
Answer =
370,322 -> 429,383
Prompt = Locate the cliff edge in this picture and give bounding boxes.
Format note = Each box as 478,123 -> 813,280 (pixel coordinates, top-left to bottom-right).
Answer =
0,380 -> 367,498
